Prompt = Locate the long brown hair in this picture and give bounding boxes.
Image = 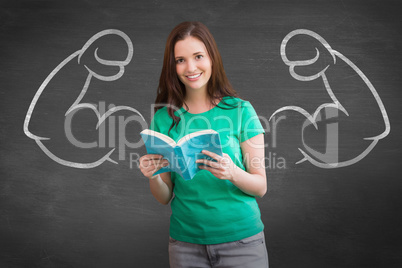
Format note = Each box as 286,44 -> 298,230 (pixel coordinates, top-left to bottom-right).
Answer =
155,21 -> 239,133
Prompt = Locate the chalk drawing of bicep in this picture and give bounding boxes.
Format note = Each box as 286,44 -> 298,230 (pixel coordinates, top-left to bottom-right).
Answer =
23,29 -> 145,168
269,29 -> 390,168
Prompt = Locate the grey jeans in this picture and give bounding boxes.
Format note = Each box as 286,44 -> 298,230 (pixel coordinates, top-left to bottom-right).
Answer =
168,231 -> 269,268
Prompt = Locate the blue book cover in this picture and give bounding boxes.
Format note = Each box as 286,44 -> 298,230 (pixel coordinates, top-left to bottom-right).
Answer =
140,129 -> 223,181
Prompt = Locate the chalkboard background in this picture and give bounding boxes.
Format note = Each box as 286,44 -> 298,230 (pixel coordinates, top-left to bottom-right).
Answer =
1,0 -> 402,267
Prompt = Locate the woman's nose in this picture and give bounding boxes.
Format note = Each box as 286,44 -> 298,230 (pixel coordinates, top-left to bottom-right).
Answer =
186,60 -> 197,73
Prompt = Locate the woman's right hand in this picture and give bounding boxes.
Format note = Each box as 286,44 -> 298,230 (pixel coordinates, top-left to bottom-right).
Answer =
139,154 -> 169,180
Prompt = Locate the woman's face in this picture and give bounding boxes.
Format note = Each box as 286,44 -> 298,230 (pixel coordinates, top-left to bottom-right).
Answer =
174,36 -> 212,93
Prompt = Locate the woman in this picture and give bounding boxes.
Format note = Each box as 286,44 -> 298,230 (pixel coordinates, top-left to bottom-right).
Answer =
139,21 -> 268,268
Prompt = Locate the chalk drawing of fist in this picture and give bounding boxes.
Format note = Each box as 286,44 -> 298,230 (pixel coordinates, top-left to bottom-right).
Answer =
24,29 -> 144,168
270,29 -> 390,168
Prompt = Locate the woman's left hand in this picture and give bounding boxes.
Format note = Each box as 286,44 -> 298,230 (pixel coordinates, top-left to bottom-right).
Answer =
196,150 -> 239,181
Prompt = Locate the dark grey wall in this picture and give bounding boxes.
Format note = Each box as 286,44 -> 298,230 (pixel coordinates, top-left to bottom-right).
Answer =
1,0 -> 402,267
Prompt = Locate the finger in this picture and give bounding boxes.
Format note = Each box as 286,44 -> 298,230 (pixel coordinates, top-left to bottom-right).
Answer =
141,155 -> 164,164
201,150 -> 222,161
144,163 -> 165,177
220,156 -> 231,165
155,159 -> 169,168
199,165 -> 220,177
145,159 -> 167,169
140,160 -> 153,169
196,159 -> 221,169
154,158 -> 169,164
140,158 -> 166,169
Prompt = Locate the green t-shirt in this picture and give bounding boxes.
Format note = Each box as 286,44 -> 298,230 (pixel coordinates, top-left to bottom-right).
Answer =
150,96 -> 265,244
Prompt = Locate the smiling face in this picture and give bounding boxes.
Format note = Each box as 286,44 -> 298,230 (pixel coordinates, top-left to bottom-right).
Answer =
174,36 -> 212,94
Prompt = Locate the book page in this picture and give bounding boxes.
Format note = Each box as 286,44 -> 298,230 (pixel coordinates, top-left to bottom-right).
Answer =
140,129 -> 177,147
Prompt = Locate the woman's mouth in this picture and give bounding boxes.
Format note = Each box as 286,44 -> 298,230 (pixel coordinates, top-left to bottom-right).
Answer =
186,73 -> 202,81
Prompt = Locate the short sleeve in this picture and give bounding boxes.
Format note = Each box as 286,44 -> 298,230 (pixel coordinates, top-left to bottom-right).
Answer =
239,101 -> 265,142
149,111 -> 161,132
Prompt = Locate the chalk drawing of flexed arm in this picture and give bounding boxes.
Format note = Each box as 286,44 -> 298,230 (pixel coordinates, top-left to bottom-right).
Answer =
270,29 -> 390,168
24,29 -> 144,168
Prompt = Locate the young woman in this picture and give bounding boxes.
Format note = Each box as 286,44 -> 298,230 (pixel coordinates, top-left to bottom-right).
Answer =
139,21 -> 268,268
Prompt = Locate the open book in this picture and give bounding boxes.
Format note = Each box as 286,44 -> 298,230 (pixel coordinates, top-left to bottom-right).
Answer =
140,129 -> 223,181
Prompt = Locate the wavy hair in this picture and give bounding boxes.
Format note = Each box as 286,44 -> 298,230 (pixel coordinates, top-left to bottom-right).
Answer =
154,21 -> 239,133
